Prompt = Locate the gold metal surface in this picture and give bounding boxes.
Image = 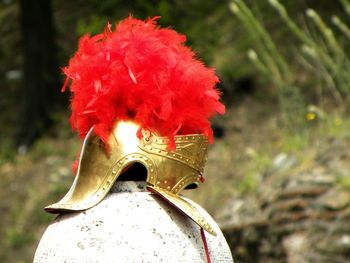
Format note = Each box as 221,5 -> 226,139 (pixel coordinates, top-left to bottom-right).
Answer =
45,121 -> 214,234
148,185 -> 217,236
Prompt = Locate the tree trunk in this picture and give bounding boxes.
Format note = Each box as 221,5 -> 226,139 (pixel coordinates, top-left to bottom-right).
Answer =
17,0 -> 61,151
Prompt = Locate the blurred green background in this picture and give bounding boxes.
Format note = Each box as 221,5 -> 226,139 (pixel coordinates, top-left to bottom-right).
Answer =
1,0 -> 350,262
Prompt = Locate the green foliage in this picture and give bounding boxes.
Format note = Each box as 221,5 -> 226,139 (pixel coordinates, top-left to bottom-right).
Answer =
314,110 -> 350,140
239,149 -> 272,194
337,175 -> 350,189
49,179 -> 71,199
77,14 -> 106,36
5,228 -> 35,249
230,0 -> 350,132
0,2 -> 20,72
239,171 -> 258,194
230,0 -> 305,130
0,140 -> 16,165
54,0 -> 235,74
269,0 -> 350,105
33,207 -> 55,225
280,130 -> 311,153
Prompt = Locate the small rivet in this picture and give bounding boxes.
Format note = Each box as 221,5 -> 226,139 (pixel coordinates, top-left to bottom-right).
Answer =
167,186 -> 171,190
150,169 -> 154,172
164,180 -> 168,184
157,181 -> 160,185
112,170 -> 117,175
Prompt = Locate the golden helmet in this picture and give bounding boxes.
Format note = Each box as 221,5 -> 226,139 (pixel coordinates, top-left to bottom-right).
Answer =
46,120 -> 216,235
46,17 -> 226,236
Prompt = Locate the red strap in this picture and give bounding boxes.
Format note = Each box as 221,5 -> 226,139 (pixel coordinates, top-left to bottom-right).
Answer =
200,227 -> 211,263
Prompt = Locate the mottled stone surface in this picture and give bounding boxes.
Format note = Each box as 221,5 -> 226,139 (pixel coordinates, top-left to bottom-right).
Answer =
220,138 -> 350,263
34,181 -> 233,262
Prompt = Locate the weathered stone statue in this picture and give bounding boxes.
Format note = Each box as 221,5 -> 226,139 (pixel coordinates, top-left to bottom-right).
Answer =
34,16 -> 233,263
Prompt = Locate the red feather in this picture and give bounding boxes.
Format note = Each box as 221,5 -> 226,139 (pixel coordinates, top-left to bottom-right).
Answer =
63,16 -> 225,147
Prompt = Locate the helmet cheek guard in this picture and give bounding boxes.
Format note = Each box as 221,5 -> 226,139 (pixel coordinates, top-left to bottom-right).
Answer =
45,121 -> 216,235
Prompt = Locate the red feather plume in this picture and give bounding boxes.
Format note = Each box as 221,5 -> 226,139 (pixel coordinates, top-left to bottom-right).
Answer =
62,16 -> 225,148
